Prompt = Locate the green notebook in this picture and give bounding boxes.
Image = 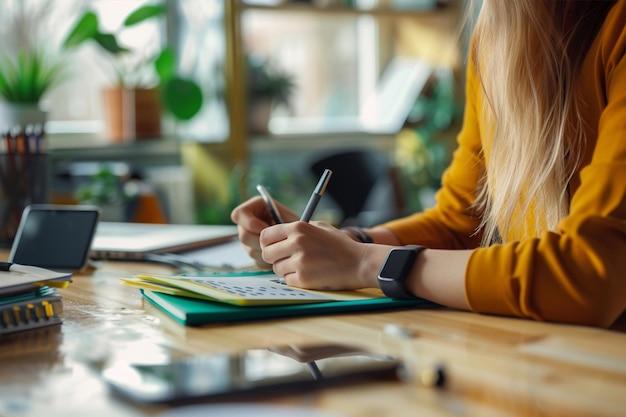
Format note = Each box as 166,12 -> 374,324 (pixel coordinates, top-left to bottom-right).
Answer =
141,289 -> 432,326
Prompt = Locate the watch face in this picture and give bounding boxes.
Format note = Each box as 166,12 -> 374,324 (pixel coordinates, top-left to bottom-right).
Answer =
378,248 -> 417,280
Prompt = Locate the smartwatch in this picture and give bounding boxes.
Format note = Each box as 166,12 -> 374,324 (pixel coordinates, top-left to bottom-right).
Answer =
377,245 -> 426,299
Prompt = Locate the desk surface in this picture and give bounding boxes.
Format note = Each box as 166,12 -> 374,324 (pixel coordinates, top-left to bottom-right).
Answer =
1,257 -> 626,417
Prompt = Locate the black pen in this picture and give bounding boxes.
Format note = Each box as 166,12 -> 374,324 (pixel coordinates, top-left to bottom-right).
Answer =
0,261 -> 65,278
300,169 -> 332,222
1,261 -> 32,273
256,184 -> 284,224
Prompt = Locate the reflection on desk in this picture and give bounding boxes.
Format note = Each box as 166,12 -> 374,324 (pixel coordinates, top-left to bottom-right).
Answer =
1,252 -> 626,417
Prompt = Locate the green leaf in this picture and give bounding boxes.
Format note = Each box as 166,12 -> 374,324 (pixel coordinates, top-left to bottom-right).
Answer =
94,33 -> 130,55
35,60 -> 64,102
0,49 -> 65,103
162,77 -> 203,121
123,4 -> 166,27
0,66 -> 10,97
0,60 -> 16,100
154,48 -> 176,82
0,58 -> 19,101
63,11 -> 99,49
24,51 -> 39,100
18,51 -> 39,101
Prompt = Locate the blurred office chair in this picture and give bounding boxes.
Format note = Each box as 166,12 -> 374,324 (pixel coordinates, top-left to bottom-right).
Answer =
309,149 -> 404,227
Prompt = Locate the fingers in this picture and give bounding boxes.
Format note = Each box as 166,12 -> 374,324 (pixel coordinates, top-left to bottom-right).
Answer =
259,222 -> 298,265
260,222 -> 350,289
231,196 -> 271,231
230,197 -> 332,270
231,196 -> 300,267
231,197 -> 274,266
231,195 -> 299,225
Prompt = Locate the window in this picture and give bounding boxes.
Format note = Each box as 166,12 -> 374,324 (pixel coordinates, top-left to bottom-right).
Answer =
0,0 -> 229,143
239,3 -> 449,136
49,0 -> 164,138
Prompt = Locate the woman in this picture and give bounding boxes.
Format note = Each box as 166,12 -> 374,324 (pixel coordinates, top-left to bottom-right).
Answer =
231,0 -> 626,327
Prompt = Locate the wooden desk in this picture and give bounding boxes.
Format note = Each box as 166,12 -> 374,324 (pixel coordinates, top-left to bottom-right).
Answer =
1,259 -> 626,417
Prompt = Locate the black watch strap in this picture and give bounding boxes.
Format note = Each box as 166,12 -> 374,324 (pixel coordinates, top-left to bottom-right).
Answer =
341,226 -> 373,243
378,245 -> 426,299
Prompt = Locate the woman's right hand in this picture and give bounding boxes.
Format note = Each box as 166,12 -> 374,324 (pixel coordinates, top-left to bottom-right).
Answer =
230,196 -> 298,267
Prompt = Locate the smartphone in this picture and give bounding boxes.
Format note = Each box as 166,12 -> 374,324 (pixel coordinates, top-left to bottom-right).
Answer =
9,204 -> 101,271
102,343 -> 402,404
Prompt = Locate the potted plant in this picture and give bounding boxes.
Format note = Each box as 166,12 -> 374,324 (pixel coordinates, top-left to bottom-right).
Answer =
74,163 -> 130,221
246,55 -> 295,134
0,2 -> 67,132
63,3 -> 203,142
0,49 -> 63,131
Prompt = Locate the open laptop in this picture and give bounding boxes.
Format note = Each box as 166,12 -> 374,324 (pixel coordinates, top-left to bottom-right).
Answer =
90,222 -> 239,262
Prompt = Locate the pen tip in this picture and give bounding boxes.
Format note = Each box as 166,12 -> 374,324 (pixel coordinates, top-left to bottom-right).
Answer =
318,169 -> 332,194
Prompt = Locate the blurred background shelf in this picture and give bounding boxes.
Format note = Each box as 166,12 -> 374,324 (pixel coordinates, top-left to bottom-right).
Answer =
2,0 -> 465,228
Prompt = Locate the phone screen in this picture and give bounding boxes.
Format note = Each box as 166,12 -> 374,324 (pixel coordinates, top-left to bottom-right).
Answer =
9,205 -> 101,270
102,344 -> 401,404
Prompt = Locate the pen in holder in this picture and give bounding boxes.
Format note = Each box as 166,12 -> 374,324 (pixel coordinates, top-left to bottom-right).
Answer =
0,127 -> 49,248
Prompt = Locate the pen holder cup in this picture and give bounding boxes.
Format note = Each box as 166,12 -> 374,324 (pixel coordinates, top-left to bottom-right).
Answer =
0,153 -> 49,248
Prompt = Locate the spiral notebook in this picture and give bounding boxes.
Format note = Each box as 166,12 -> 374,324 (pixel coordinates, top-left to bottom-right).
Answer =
0,291 -> 63,334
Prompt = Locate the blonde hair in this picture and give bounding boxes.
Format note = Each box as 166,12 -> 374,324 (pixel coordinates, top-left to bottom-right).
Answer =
469,0 -> 611,245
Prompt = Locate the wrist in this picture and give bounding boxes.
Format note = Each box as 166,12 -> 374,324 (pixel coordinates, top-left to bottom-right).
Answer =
357,244 -> 391,288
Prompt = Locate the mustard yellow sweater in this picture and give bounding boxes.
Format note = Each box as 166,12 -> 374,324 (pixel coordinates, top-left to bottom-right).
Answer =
383,1 -> 626,326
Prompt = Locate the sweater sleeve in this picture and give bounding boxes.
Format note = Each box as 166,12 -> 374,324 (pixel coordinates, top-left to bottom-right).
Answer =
466,4 -> 626,327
